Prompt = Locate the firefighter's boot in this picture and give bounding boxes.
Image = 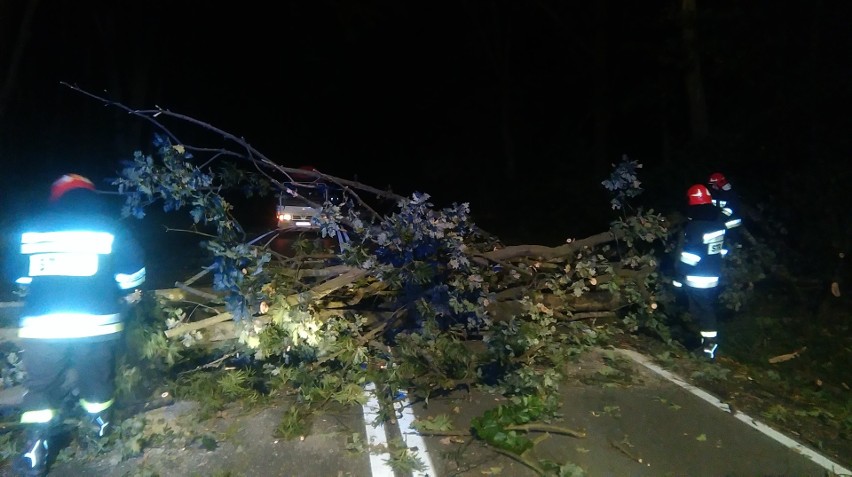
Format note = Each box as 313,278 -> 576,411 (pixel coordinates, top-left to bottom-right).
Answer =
90,411 -> 112,439
699,331 -> 719,361
14,428 -> 49,477
701,337 -> 719,360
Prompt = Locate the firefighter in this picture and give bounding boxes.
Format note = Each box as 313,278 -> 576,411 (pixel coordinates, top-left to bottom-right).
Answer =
672,184 -> 727,360
707,172 -> 743,238
11,174 -> 146,476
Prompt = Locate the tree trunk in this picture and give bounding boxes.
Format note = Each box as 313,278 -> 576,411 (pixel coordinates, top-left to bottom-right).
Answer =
0,0 -> 41,123
680,0 -> 709,141
496,1 -> 516,180
592,0 -> 610,177
464,0 -> 517,180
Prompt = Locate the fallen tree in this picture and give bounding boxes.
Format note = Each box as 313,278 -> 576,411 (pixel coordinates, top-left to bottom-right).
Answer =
0,85 -> 678,473
54,78 -> 671,351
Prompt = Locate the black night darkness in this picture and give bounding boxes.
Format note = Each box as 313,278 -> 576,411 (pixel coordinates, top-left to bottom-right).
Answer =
1,2 -> 847,246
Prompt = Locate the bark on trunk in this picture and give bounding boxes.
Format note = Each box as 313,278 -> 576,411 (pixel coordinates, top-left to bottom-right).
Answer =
680,0 -> 710,141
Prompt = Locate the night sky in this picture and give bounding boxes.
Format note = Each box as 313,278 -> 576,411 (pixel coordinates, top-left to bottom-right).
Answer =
1,1 -> 850,252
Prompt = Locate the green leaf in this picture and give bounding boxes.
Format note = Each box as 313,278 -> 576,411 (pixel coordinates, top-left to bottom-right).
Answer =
412,414 -> 454,432
200,435 -> 218,451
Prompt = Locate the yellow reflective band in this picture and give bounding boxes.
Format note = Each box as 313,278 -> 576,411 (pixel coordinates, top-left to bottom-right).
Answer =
19,320 -> 123,339
80,398 -> 114,414
700,331 -> 718,338
20,409 -> 55,424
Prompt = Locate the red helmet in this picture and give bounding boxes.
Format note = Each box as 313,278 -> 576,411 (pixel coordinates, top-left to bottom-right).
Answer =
687,184 -> 712,206
50,173 -> 95,202
708,172 -> 728,189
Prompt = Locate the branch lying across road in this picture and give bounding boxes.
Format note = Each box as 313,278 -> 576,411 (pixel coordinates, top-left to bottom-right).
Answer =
477,230 -> 619,263
163,267 -> 369,339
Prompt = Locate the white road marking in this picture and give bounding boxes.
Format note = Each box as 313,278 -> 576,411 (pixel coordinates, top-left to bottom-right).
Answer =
362,383 -> 396,477
394,392 -> 438,477
617,348 -> 852,477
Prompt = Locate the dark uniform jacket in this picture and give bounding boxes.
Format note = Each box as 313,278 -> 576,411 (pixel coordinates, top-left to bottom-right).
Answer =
674,206 -> 727,289
11,210 -> 146,341
711,186 -> 742,231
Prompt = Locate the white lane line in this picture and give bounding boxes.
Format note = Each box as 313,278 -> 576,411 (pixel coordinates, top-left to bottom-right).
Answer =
616,348 -> 852,477
362,383 -> 396,477
394,392 -> 438,477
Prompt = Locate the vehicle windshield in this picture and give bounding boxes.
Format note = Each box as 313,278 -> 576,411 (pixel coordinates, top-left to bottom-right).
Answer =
282,181 -> 344,205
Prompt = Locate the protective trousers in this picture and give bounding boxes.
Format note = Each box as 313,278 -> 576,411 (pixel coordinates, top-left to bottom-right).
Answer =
684,286 -> 719,333
20,339 -> 117,424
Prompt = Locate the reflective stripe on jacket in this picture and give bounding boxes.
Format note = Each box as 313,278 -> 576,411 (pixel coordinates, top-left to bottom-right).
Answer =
18,312 -> 123,339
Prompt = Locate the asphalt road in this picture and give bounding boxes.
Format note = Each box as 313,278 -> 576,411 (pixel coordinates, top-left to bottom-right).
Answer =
30,347 -> 850,477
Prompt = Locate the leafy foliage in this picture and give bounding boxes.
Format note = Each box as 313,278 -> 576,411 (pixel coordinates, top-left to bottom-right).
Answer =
113,135 -> 271,321
601,155 -> 643,211
0,345 -> 25,388
104,147 -> 670,468
470,395 -> 555,455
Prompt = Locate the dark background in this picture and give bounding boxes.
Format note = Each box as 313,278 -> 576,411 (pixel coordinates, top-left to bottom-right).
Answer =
0,1 -> 850,270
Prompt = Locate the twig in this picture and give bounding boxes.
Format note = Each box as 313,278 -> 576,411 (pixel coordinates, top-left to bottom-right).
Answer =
174,282 -> 221,303
768,347 -> 807,364
285,268 -> 369,306
506,423 -> 586,438
568,311 -> 616,321
182,301 -> 224,316
609,437 -> 643,464
490,447 -> 548,476
409,430 -> 471,437
180,265 -> 215,287
178,352 -> 238,376
470,253 -> 533,276
163,227 -> 217,238
164,312 -> 233,338
65,83 -> 412,246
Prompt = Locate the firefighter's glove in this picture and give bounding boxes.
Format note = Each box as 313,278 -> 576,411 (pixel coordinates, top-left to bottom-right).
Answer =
124,289 -> 143,304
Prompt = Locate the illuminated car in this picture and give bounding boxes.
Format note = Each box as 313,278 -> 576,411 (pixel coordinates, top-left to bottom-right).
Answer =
276,200 -> 320,229
276,181 -> 345,230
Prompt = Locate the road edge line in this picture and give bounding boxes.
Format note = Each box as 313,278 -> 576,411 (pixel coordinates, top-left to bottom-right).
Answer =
615,348 -> 852,477
362,383 -> 396,477
394,392 -> 438,477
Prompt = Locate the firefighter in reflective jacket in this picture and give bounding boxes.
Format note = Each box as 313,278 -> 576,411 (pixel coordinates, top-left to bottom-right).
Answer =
672,184 -> 727,360
708,172 -> 743,237
12,174 -> 146,476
